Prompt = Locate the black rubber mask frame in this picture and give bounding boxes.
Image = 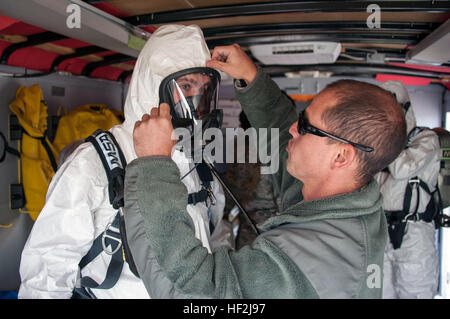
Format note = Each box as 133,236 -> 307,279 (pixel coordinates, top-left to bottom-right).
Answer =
159,67 -> 221,129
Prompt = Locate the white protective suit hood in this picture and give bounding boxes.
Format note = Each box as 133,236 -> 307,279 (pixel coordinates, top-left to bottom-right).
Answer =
114,24 -> 228,253
379,80 -> 416,133
122,24 -> 212,133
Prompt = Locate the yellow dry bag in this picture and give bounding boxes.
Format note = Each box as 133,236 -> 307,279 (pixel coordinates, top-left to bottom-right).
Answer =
52,104 -> 123,154
9,84 -> 59,221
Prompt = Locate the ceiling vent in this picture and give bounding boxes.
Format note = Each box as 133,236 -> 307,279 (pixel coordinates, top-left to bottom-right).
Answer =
249,42 -> 341,65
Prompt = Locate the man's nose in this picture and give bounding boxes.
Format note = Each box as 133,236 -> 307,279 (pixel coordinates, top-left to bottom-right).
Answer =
289,121 -> 299,137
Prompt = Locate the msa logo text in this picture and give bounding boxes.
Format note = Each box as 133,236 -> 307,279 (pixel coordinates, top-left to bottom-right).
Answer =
98,134 -> 121,169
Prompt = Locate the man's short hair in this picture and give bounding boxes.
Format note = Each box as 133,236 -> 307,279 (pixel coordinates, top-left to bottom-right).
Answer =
321,79 -> 407,185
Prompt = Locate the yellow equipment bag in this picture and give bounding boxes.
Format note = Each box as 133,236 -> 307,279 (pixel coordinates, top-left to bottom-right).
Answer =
9,84 -> 59,221
52,104 -> 123,154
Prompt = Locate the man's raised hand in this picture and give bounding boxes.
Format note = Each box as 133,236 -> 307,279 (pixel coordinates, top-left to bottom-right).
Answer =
133,103 -> 177,158
206,44 -> 258,85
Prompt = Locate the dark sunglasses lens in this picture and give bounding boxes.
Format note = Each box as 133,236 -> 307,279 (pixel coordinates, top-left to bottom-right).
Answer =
297,112 -> 306,135
297,121 -> 302,135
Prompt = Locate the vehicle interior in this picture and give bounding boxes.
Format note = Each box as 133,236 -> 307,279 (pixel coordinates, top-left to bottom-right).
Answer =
0,0 -> 449,299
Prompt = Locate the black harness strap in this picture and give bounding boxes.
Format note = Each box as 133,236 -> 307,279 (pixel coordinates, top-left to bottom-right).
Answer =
385,127 -> 433,249
187,189 -> 209,205
20,129 -> 58,172
386,177 -> 433,249
86,130 -> 126,209
0,131 -> 20,162
196,162 -> 213,185
74,130 -> 139,298
40,136 -> 58,172
188,162 -> 216,234
406,126 -> 428,148
188,162 -> 213,204
78,213 -> 124,290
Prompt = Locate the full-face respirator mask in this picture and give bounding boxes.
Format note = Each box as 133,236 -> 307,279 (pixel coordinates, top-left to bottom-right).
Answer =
159,67 -> 222,133
158,67 -> 223,159
158,67 -> 260,235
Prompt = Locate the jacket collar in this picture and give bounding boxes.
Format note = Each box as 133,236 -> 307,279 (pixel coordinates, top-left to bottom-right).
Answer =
258,179 -> 382,231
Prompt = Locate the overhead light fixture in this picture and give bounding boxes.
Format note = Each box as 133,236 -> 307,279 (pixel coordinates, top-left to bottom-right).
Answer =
249,42 -> 341,65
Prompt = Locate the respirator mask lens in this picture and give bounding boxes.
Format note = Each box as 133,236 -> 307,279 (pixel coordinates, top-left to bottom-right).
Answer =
159,67 -> 221,128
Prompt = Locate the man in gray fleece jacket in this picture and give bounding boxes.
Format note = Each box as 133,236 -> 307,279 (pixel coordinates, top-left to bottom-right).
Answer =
124,44 -> 407,298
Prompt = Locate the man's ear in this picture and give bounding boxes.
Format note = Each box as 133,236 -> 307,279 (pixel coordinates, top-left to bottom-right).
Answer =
331,144 -> 357,170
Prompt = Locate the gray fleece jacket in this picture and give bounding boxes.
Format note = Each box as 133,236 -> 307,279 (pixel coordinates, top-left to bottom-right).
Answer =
123,69 -> 387,298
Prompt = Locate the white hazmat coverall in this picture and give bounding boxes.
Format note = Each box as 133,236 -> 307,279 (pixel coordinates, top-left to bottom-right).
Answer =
19,24 -> 228,299
375,81 -> 440,299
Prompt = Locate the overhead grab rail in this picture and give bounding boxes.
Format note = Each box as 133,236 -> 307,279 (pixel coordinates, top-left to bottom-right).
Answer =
123,1 -> 450,26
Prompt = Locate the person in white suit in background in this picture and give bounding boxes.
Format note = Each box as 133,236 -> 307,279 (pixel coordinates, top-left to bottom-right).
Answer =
376,81 -> 440,299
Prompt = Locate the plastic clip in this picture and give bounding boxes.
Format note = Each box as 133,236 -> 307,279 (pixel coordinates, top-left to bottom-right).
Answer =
101,223 -> 122,255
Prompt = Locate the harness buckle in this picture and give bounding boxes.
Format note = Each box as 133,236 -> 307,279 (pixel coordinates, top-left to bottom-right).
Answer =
408,178 -> 420,187
204,186 -> 216,206
101,223 -> 122,255
402,212 -> 418,223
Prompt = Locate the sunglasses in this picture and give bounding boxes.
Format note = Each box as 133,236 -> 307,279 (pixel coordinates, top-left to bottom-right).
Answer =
297,110 -> 374,153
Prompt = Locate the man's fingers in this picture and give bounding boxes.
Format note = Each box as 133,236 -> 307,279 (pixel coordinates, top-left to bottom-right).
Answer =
210,46 -> 228,60
150,107 -> 158,118
208,43 -> 256,82
211,45 -> 238,61
133,105 -> 176,158
159,103 -> 171,118
206,59 -> 225,71
206,59 -> 235,77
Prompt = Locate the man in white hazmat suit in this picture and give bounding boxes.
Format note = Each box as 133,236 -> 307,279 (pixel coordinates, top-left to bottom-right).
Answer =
375,81 -> 440,299
19,24 -> 228,299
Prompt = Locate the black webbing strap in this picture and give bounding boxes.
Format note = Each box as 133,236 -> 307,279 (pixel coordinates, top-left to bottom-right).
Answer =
85,131 -> 140,279
188,162 -> 216,233
86,130 -> 127,209
387,218 -> 407,250
196,162 -> 213,188
20,130 -> 57,172
406,127 -> 427,148
385,127 -> 434,249
0,131 -> 20,163
74,130 -> 140,297
78,212 -> 124,290
79,212 -> 121,269
40,136 -> 58,172
386,177 -> 433,249
188,162 -> 214,205
386,180 -> 416,249
188,189 -> 209,205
